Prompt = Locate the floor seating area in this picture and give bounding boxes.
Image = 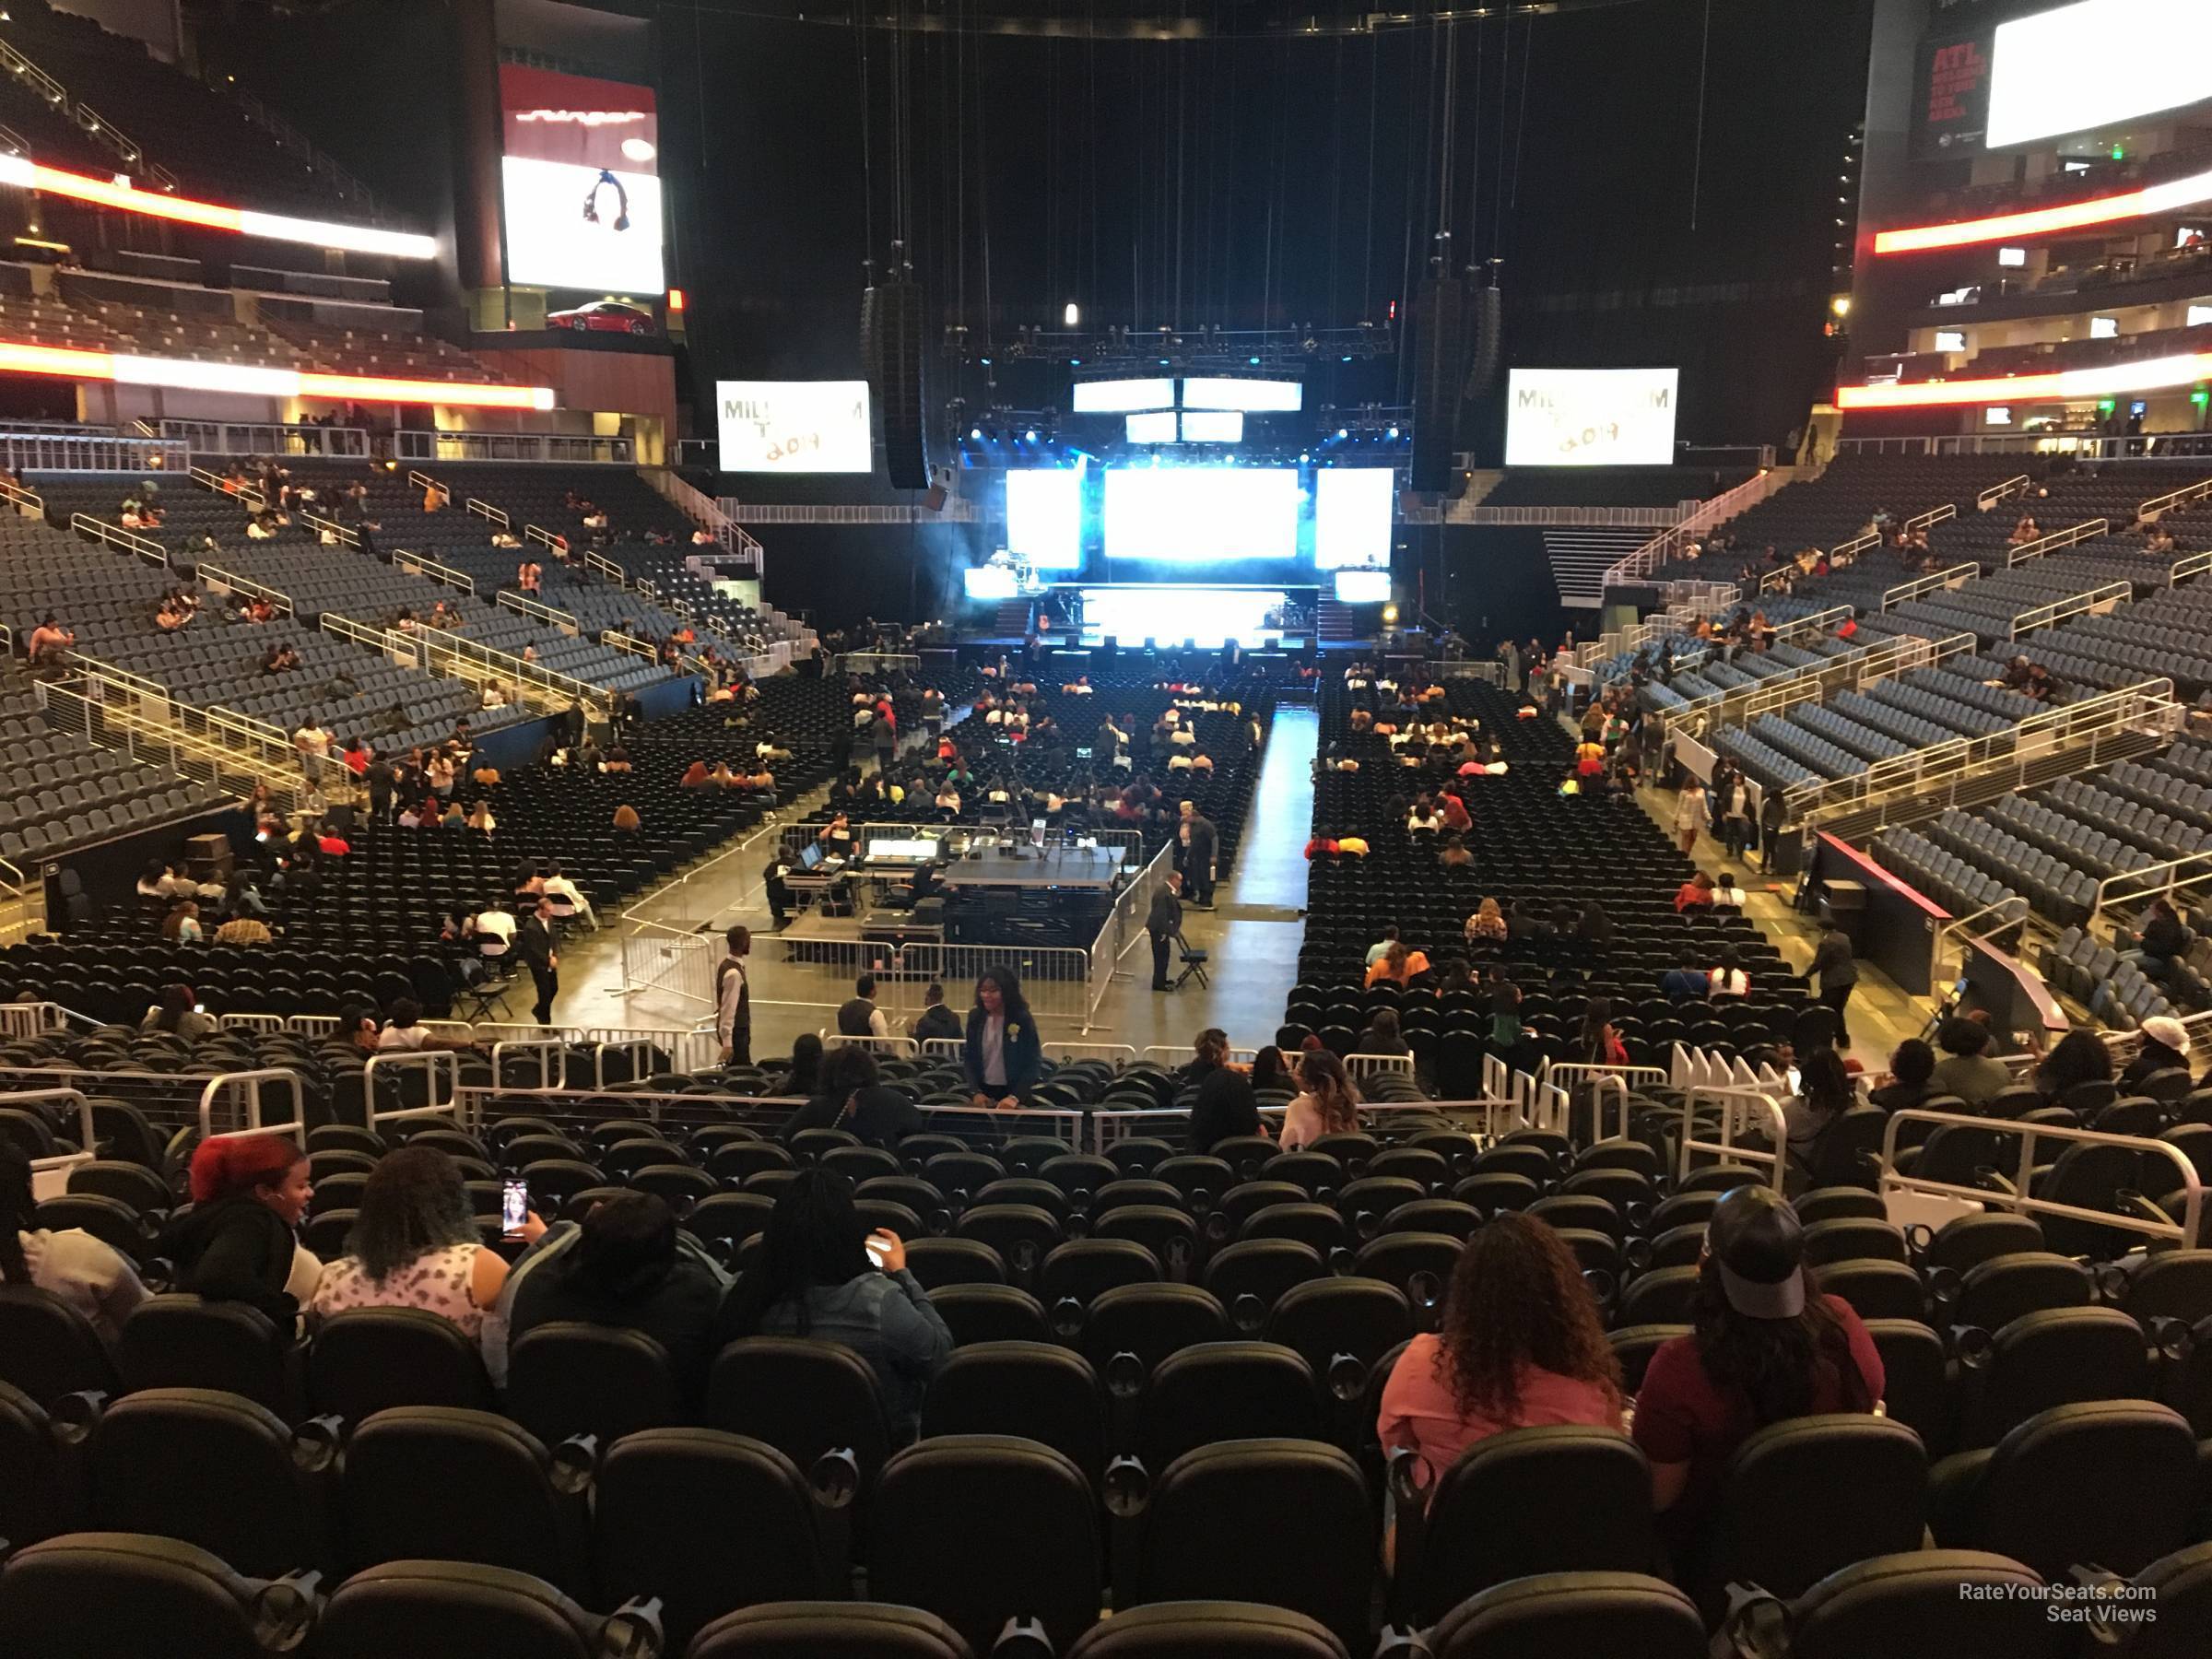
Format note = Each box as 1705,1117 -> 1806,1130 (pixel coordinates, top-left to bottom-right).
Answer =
1300,677 -> 1810,1077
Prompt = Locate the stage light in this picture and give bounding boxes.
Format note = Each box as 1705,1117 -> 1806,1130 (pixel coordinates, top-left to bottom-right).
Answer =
2195,388 -> 2210,406
1381,604 -> 1400,624
1336,428 -> 1347,439
971,427 -> 982,440
1249,356 -> 1261,366
1024,429 -> 1039,442
1064,302 -> 1080,325
1387,426 -> 1399,439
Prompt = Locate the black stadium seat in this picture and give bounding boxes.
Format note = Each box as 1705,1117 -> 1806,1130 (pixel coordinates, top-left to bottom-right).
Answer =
688,1601 -> 975,1659
0,1531 -> 316,1659
1063,1601 -> 1348,1658
1422,1571 -> 1706,1659
317,1559 -> 664,1659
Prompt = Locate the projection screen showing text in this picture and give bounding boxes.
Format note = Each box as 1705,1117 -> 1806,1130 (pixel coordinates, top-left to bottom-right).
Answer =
1505,368 -> 1679,467
1985,0 -> 2212,150
717,381 -> 873,473
1104,468 -> 1300,561
1005,470 -> 1084,569
1314,467 -> 1395,569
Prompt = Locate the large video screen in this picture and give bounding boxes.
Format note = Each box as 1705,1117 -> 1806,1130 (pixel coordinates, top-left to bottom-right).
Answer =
717,381 -> 873,473
1985,0 -> 2212,149
1504,368 -> 1678,468
500,64 -> 665,295
1005,469 -> 1083,569
1313,467 -> 1394,570
1103,467 -> 1300,562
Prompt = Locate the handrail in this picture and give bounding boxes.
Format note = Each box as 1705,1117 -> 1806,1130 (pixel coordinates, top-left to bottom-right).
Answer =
2007,579 -> 2129,639
1781,678 -> 2182,824
2170,549 -> 2212,586
466,498 -> 511,531
70,513 -> 170,569
2138,474 -> 2212,520
599,629 -> 659,663
196,1070 -> 306,1144
188,464 -> 263,514
409,626 -> 610,717
391,548 -> 477,595
1602,466 -> 1798,587
525,524 -> 565,555
362,1051 -> 462,1132
2092,847 -> 2212,921
1881,562 -> 1980,609
1903,502 -> 1958,533
1977,475 -> 2032,509
1931,894 -> 2030,980
407,469 -> 443,497
1878,1108 -> 2203,1248
1679,1085 -> 1789,1192
300,510 -> 359,549
2006,518 -> 2107,567
583,551 -> 627,586
7,1089 -> 92,1178
0,475 -> 41,516
498,590 -> 577,629
197,563 -> 293,614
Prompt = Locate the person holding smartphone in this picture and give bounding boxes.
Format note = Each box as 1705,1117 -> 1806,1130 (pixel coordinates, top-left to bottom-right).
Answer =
714,1169 -> 952,1442
309,1147 -> 543,1362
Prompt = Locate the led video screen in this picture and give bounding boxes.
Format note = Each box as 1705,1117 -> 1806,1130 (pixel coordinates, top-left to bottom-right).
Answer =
500,64 -> 665,295
1005,469 -> 1084,569
1313,467 -> 1394,570
1335,570 -> 1391,603
1504,368 -> 1679,467
1181,377 -> 1302,412
1985,0 -> 2212,149
716,381 -> 873,473
1103,467 -> 1300,562
1071,378 -> 1175,413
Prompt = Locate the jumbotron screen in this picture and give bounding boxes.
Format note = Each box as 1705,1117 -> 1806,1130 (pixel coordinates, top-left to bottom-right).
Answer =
1504,368 -> 1679,467
1103,467 -> 1300,562
500,65 -> 665,295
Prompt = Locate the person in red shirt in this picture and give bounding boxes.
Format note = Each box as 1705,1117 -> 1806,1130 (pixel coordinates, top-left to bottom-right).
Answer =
1378,1213 -> 1622,1496
1439,790 -> 1472,833
1674,871 -> 1715,912
1631,1187 -> 1884,1543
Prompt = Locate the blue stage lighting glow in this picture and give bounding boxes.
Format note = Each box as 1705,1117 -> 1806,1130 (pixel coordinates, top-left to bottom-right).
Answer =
1387,426 -> 1400,439
1025,429 -> 1039,442
971,428 -> 982,440
1104,465 -> 1299,561
1336,428 -> 1348,439
1249,356 -> 1261,365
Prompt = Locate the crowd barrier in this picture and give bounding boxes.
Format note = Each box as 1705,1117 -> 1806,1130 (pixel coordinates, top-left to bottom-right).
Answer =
759,932 -> 1092,1029
1679,1084 -> 1790,1191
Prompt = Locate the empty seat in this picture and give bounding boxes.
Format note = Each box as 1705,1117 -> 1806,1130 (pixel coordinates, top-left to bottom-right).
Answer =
0,1531 -> 316,1659
317,1559 -> 659,1659
1421,1571 -> 1706,1659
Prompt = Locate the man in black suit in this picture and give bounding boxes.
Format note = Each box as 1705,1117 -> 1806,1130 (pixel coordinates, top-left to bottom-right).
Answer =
1147,870 -> 1184,992
515,895 -> 559,1026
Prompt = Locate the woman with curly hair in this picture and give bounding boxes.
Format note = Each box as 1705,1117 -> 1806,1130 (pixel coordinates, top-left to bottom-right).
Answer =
1377,1212 -> 1622,1488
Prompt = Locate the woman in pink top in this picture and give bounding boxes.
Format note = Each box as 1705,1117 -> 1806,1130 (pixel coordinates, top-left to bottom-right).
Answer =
1378,1213 -> 1624,1490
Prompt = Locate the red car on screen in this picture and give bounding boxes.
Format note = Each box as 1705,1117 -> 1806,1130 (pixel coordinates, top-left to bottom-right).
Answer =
547,300 -> 656,335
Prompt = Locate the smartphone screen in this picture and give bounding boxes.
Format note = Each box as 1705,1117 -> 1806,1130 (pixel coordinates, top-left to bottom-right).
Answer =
501,1179 -> 529,1238
864,1235 -> 889,1268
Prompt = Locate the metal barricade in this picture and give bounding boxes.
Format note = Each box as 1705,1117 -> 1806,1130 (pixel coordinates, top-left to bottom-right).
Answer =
1143,1044 -> 1256,1067
491,1038 -> 570,1092
458,1087 -> 806,1139
1879,1109 -> 2204,1248
821,1033 -> 922,1059
908,1101 -> 1088,1150
620,928 -> 719,1008
761,933 -> 1093,1030
218,1014 -> 289,1036
1346,1053 -> 1416,1083
1679,1085 -> 1789,1191
1543,1063 -> 1669,1144
361,1052 -> 461,1134
11,1088 -> 92,1191
0,1002 -> 73,1040
198,1070 -> 307,1144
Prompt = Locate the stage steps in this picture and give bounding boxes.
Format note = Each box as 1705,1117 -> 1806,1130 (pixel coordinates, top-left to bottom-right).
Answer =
1317,596 -> 1358,641
1545,526 -> 1654,608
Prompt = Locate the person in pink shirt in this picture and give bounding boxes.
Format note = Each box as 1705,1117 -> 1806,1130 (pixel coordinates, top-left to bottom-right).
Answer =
1377,1213 -> 1623,1494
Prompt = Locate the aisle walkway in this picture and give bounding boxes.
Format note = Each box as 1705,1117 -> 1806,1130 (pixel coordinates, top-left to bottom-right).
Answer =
1084,705 -> 1317,1055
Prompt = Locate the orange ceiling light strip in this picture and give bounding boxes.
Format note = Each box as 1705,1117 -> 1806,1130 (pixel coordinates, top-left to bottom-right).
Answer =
0,339 -> 555,410
0,154 -> 439,259
1837,349 -> 2212,410
1873,166 -> 2212,254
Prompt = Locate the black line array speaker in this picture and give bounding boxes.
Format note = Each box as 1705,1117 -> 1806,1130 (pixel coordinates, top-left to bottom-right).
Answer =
1410,274 -> 1467,493
863,278 -> 930,489
1463,282 -> 1502,406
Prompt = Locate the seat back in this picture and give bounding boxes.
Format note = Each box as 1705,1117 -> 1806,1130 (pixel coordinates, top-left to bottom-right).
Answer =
704,1337 -> 893,1493
1079,1283 -> 1230,1378
339,1406 -> 589,1594
1701,1415 -> 1925,1615
594,1428 -> 837,1653
1407,1425 -> 1654,1623
1428,1571 -> 1705,1659
1783,1550 -> 2066,1659
1958,1306 -> 2150,1449
918,1341 -> 1106,1490
869,1433 -> 1100,1655
0,1381 -> 65,1551
316,1559 -> 629,1659
1951,1401 -> 2196,1580
1062,1602 -> 1348,1657
307,1307 -> 496,1424
688,1601 -> 974,1658
0,1283 -> 120,1406
1140,1342 -> 1324,1471
1263,1277 -> 1411,1397
114,1297 -> 288,1413
1956,1252 -> 2093,1332
89,1388 -> 327,1580
506,1323 -> 682,1447
1134,1438 -> 1371,1651
0,1531 -> 310,1659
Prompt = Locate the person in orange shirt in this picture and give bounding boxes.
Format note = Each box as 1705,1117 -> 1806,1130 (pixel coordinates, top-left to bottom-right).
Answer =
1365,939 -> 1431,987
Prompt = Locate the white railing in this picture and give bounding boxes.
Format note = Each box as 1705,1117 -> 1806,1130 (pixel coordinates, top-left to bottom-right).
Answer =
584,551 -> 628,586
1680,1086 -> 1790,1191
498,590 -> 578,630
1602,465 -> 1800,587
1834,433 -> 2212,460
641,468 -> 764,571
2006,518 -> 2108,568
466,497 -> 510,530
1977,475 -> 2032,509
2092,848 -> 2212,923
391,548 -> 477,594
68,513 -> 170,569
6,433 -> 190,473
160,420 -> 372,460
397,430 -> 634,465
1881,562 -> 1980,609
1449,503 -> 1685,527
0,476 -> 42,517
2007,579 -> 2129,639
1673,629 -> 1972,737
1781,678 -> 2183,825
1088,841 -> 1177,1026
1878,1109 -> 2202,1248
188,464 -> 264,513
197,563 -> 293,615
1904,502 -> 1958,533
2170,549 -> 2212,586
714,500 -> 985,524
406,625 -> 611,717
2139,474 -> 2212,521
298,510 -> 359,550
